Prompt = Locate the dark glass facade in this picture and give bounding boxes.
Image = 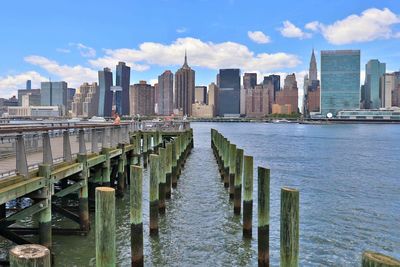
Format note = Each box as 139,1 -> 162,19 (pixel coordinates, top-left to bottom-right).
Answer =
116,62 -> 131,115
98,68 -> 113,117
217,69 -> 240,116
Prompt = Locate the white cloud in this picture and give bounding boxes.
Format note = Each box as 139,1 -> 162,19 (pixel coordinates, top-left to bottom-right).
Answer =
56,48 -> 71,53
69,43 -> 97,58
305,21 -> 322,32
248,31 -> 271,44
176,27 -> 187,33
149,79 -> 158,85
310,8 -> 400,45
89,37 -> 300,72
24,55 -> 97,88
279,20 -> 312,39
0,71 -> 47,98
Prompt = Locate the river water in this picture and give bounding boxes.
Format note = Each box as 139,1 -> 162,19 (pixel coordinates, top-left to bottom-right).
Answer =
2,122 -> 400,266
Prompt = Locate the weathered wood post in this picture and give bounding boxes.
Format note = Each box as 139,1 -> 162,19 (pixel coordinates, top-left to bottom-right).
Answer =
38,164 -> 52,248
95,187 -> 116,267
10,244 -> 51,267
143,133 -> 148,168
280,187 -> 299,267
258,167 -> 270,267
130,165 -> 143,267
77,154 -> 90,231
117,143 -> 127,197
158,148 -> 166,214
229,143 -> 237,199
165,143 -> 173,199
149,154 -> 159,235
243,155 -> 253,238
362,251 -> 400,267
223,139 -> 230,187
234,148 -> 243,215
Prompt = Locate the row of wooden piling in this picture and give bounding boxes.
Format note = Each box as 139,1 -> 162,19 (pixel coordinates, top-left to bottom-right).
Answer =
210,129 -> 400,267
97,129 -> 193,267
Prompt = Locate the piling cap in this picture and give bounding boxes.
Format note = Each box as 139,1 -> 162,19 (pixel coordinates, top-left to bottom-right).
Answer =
96,187 -> 115,192
10,244 -> 50,259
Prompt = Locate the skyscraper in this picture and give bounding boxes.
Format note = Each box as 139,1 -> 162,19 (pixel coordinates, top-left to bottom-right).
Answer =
207,82 -> 219,117
380,73 -> 396,108
304,49 -> 321,116
275,73 -> 298,113
158,71 -> 174,115
175,52 -> 195,116
363,59 -> 386,109
116,62 -> 131,115
18,89 -> 41,106
217,68 -> 240,116
309,49 -> 318,82
321,50 -> 360,116
130,81 -> 155,116
71,82 -> 99,117
98,67 -> 113,117
26,80 -> 31,90
243,73 -> 257,89
40,81 -> 68,114
263,74 -> 280,101
195,86 -> 207,104
245,85 -> 270,118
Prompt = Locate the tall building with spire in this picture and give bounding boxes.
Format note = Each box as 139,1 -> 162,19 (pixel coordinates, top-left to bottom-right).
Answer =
309,49 -> 318,82
175,52 -> 195,116
304,49 -> 321,116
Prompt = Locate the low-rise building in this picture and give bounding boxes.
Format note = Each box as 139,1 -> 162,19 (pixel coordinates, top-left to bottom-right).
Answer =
7,106 -> 60,117
191,103 -> 214,118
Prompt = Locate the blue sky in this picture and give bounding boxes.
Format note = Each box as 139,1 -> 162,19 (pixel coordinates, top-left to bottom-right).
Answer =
0,0 -> 399,98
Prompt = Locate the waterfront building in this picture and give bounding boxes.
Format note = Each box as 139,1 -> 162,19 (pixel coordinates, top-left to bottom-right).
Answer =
66,88 -> 76,113
207,82 -> 219,117
191,103 -> 213,118
245,85 -> 270,118
130,81 -> 155,116
272,104 -> 293,114
175,52 -> 195,116
381,73 -> 396,108
217,68 -> 240,116
363,59 -> 386,109
337,108 -> 400,120
98,67 -> 113,117
320,50 -> 360,116
71,82 -> 99,118
7,106 -> 60,118
275,73 -> 298,113
195,86 -> 207,104
18,89 -> 41,106
116,62 -> 131,115
243,73 -> 257,89
158,71 -> 174,115
40,81 -> 68,115
263,74 -> 280,101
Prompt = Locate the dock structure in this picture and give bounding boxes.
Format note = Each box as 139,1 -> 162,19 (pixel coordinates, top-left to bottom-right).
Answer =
0,120 -> 192,265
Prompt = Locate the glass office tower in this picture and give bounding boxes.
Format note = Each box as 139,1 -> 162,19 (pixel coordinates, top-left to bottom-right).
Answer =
217,69 -> 240,116
320,50 -> 360,116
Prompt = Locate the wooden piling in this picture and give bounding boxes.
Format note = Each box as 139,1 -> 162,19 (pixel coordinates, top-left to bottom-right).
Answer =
143,133 -> 148,168
258,167 -> 270,267
38,164 -> 52,249
171,139 -> 178,188
165,143 -> 173,199
234,148 -> 243,215
130,165 -> 143,267
77,154 -> 90,231
149,154 -> 159,235
243,155 -> 253,238
95,187 -> 116,267
158,148 -> 166,214
362,251 -> 400,267
223,139 -> 230,188
229,143 -> 237,199
280,187 -> 299,267
10,244 -> 51,267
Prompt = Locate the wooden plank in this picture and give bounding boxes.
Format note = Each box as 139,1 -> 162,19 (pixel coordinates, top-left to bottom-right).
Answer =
0,177 -> 46,205
51,163 -> 83,182
87,155 -> 106,168
54,181 -> 84,197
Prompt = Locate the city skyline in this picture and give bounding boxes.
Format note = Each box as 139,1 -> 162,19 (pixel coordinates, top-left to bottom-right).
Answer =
0,1 -> 399,100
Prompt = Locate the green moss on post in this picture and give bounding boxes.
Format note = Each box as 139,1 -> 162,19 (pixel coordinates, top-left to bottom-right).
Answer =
10,244 -> 51,267
229,143 -> 237,199
258,167 -> 270,267
165,143 -> 173,199
95,187 -> 116,267
362,251 -> 400,267
77,154 -> 90,231
280,187 -> 299,267
242,155 -> 253,238
223,139 -> 230,188
130,165 -> 143,267
149,154 -> 159,235
158,148 -> 166,214
171,139 -> 178,188
234,148 -> 243,215
38,164 -> 52,249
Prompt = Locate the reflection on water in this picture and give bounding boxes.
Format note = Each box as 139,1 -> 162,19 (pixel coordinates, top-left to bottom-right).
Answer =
1,122 -> 399,266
